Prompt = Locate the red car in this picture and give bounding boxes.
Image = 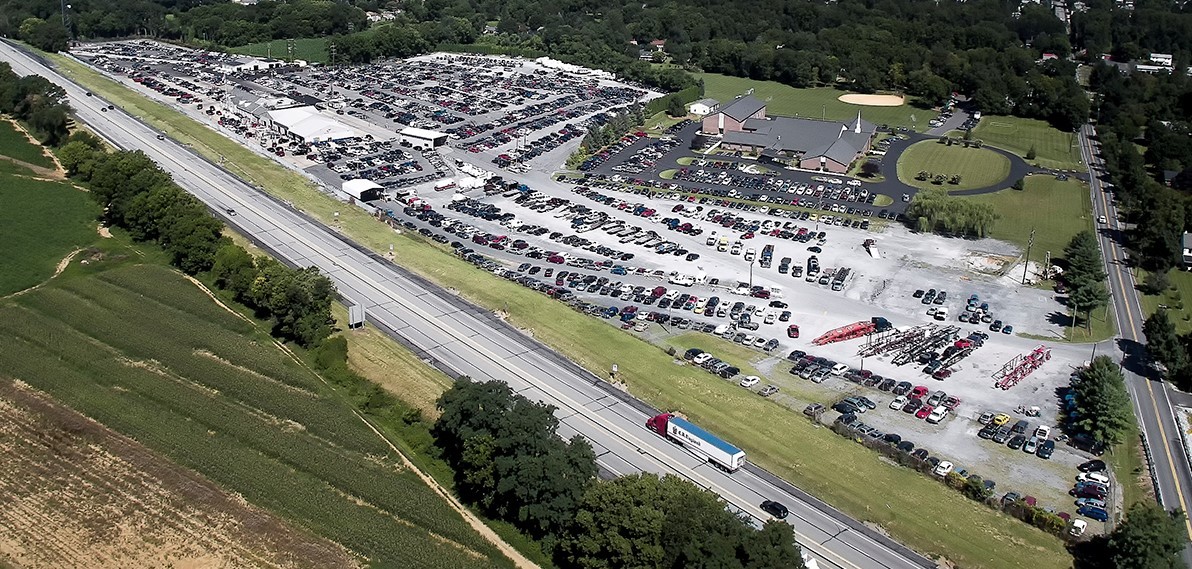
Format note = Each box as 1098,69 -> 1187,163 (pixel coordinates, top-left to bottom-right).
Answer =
787,325 -> 800,338
916,405 -> 934,419
910,385 -> 929,399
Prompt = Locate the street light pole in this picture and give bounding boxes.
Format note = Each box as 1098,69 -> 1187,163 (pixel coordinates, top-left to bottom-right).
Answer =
748,260 -> 754,291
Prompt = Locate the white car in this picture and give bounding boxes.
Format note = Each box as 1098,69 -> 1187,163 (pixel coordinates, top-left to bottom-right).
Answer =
1069,519 -> 1088,537
1023,436 -> 1039,453
1034,425 -> 1052,440
890,395 -> 908,410
933,461 -> 954,477
1077,472 -> 1110,485
1098,215 -> 1107,224
830,363 -> 849,375
693,353 -> 714,365
740,375 -> 761,388
926,407 -> 949,424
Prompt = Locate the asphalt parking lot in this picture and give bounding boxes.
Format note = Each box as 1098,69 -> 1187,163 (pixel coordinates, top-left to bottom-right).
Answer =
70,39 -> 1112,528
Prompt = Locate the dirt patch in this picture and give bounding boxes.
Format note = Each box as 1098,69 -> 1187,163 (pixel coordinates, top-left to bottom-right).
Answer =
838,94 -> 906,107
97,225 -> 112,238
3,118 -> 67,178
0,379 -> 359,569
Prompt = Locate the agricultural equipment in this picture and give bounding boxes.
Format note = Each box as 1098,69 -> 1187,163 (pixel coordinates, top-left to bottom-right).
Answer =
993,345 -> 1052,389
812,317 -> 893,346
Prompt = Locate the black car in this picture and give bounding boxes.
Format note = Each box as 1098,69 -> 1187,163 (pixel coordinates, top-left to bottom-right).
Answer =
1078,459 -> 1106,472
912,289 -> 925,298
760,500 -> 789,519
1037,440 -> 1055,459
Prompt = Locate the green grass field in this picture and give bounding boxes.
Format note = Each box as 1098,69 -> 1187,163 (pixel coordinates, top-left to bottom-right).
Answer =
0,119 -> 55,168
51,53 -> 1073,569
230,38 -> 329,64
0,174 -> 98,296
0,261 -> 512,569
897,141 -> 1011,191
697,73 -> 927,131
972,117 -> 1083,171
1140,269 -> 1192,334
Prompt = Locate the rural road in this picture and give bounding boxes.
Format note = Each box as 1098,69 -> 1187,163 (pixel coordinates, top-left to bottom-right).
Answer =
1078,124 -> 1192,566
0,40 -> 935,569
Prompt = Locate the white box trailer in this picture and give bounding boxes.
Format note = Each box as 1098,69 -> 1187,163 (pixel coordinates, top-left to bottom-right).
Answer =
646,413 -> 746,471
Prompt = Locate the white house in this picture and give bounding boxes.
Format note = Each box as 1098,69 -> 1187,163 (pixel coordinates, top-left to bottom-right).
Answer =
1182,233 -> 1192,268
688,98 -> 720,116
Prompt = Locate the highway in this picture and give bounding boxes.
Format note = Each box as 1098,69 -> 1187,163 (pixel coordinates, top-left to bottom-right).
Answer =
0,42 -> 933,569
1078,124 -> 1192,564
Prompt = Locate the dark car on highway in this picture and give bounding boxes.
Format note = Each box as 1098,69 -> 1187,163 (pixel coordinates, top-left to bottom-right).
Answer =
761,500 -> 789,519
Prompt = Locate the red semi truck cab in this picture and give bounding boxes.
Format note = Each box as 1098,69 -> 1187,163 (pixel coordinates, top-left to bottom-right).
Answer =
646,413 -> 746,472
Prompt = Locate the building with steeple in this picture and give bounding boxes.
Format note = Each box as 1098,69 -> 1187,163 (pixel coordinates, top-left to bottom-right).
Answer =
700,95 -> 877,173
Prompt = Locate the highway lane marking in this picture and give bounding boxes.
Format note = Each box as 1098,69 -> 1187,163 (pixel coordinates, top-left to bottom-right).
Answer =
1085,132 -> 1192,537
23,52 -> 893,569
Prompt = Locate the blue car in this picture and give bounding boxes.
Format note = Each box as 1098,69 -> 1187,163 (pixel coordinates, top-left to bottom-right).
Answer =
1078,505 -> 1109,521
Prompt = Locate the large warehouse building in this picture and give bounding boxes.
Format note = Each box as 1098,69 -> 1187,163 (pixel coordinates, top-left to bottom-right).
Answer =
265,105 -> 355,143
701,95 -> 877,173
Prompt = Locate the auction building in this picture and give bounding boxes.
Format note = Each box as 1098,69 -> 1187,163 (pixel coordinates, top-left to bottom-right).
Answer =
700,95 -> 877,173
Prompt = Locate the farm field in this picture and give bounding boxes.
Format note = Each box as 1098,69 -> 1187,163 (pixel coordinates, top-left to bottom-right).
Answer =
0,261 -> 513,569
230,38 -> 330,64
0,119 -> 55,169
897,141 -> 1011,191
0,168 -> 98,297
52,54 -> 1072,569
696,73 -> 926,131
0,380 -> 356,569
971,117 -> 1083,171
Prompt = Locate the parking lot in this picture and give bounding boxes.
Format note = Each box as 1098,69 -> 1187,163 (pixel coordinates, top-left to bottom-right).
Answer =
70,39 -> 1115,530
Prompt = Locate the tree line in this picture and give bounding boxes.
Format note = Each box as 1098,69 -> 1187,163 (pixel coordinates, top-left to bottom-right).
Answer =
904,188 -> 998,238
433,379 -> 807,569
54,127 -> 334,347
0,63 -> 72,146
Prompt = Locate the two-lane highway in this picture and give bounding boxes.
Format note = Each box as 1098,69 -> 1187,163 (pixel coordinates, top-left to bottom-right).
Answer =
1078,124 -> 1192,564
0,42 -> 932,569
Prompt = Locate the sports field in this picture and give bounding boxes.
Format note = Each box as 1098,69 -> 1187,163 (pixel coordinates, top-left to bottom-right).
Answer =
52,53 -> 1073,569
230,38 -> 329,64
971,116 -> 1083,170
0,262 -> 513,569
697,73 -> 925,131
896,141 -> 1011,191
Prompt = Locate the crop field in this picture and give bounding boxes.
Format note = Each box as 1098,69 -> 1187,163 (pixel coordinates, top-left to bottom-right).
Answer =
971,117 -> 1083,171
0,120 -> 55,169
52,54 -> 1071,569
896,141 -> 1011,191
0,380 -> 357,569
0,174 -> 99,297
696,73 -> 926,131
0,263 -> 512,569
230,38 -> 330,64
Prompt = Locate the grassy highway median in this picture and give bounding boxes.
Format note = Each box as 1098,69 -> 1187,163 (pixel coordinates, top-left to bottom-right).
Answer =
46,51 -> 1072,569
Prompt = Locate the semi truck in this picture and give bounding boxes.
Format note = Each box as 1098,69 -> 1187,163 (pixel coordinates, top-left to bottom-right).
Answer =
645,413 -> 746,472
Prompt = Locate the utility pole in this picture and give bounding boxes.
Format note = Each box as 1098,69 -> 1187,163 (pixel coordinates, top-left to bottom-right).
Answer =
1021,228 -> 1036,285
60,0 -> 72,41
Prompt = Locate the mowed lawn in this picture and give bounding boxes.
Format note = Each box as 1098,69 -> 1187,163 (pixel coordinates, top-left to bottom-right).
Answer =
52,53 -> 1072,569
0,175 -> 98,296
972,116 -> 1083,171
0,119 -> 55,168
0,262 -> 512,569
230,38 -> 329,64
963,176 -> 1093,259
697,73 -> 926,131
897,141 -> 1011,191
1140,270 -> 1192,335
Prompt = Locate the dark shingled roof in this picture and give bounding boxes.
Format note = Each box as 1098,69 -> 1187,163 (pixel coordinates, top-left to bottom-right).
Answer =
722,113 -> 876,164
720,95 -> 766,122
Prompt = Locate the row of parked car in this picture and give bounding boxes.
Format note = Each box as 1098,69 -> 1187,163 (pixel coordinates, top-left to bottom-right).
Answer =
976,412 -> 1056,459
